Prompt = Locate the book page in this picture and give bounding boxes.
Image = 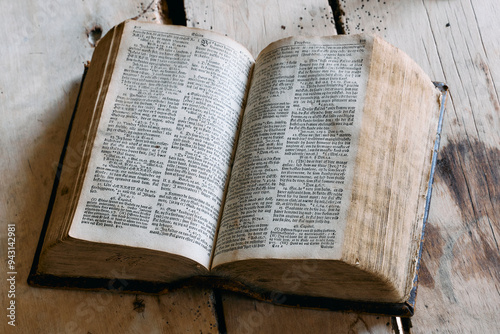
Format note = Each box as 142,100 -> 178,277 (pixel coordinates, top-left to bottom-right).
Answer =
213,35 -> 373,267
69,21 -> 254,268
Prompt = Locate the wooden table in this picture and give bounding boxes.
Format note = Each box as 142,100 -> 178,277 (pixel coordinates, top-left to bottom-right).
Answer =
1,0 -> 498,332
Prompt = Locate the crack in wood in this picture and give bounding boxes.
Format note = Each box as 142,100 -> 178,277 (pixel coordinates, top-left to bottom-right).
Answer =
328,0 -> 346,34
434,139 -> 500,285
165,0 -> 187,25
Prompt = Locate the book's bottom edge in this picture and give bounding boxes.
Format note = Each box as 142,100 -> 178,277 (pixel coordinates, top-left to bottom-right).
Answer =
28,271 -> 414,317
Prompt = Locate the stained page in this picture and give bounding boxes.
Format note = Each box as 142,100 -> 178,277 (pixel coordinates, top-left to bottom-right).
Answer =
69,21 -> 254,268
213,34 -> 373,267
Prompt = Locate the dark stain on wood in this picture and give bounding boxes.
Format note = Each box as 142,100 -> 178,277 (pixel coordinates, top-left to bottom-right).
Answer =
435,141 -> 470,215
436,139 -> 500,221
459,225 -> 500,282
433,139 -> 500,283
419,223 -> 446,289
424,220 -> 445,263
60,185 -> 69,196
417,260 -> 434,289
133,296 -> 146,313
478,57 -> 500,113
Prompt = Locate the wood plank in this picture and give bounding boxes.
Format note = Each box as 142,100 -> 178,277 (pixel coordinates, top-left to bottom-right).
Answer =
184,1 -> 393,332
340,0 -> 500,333
0,1 -> 218,332
4,0 -> 496,332
221,293 -> 394,333
184,0 -> 338,57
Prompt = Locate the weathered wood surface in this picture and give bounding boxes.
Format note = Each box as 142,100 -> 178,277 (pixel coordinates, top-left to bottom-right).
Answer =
185,0 -> 338,57
2,0 -> 499,332
220,293 -> 395,333
0,1 -> 219,333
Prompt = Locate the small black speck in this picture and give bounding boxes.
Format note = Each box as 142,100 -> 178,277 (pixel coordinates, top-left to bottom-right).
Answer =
133,297 -> 145,313
446,22 -> 451,27
281,25 -> 286,30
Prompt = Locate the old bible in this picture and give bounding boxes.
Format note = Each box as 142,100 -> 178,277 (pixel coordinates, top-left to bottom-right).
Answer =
29,20 -> 447,316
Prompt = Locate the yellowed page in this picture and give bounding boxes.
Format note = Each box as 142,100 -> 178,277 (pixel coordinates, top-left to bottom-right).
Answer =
69,21 -> 254,269
213,34 -> 373,267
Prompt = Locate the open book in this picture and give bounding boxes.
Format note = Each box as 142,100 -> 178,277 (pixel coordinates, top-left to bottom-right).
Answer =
30,20 -> 446,316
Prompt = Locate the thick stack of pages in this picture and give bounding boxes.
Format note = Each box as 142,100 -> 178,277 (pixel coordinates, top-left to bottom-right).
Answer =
30,20 -> 446,316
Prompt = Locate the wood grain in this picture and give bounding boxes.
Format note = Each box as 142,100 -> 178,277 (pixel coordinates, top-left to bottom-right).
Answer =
2,0 -> 498,332
184,0 -> 338,57
0,1 -> 218,333
221,293 -> 394,333
340,0 -> 500,333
